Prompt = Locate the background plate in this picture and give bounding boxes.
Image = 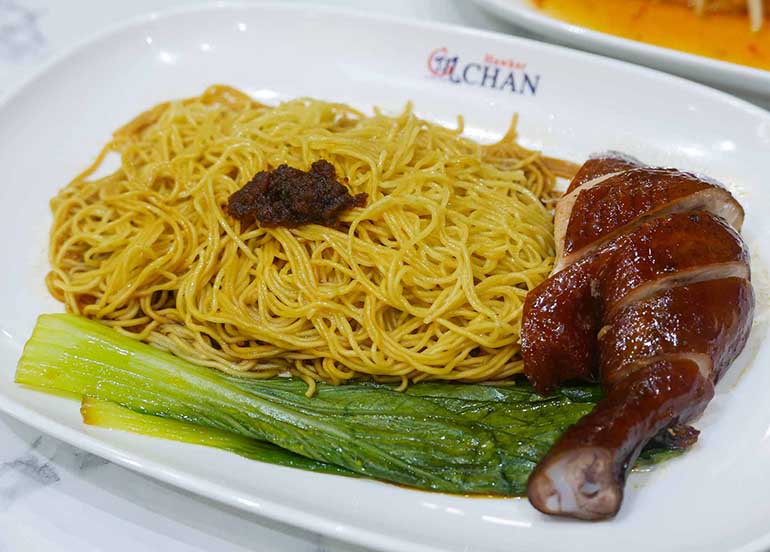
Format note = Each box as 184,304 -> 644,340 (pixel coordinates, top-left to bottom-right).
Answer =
0,4 -> 769,552
471,0 -> 770,105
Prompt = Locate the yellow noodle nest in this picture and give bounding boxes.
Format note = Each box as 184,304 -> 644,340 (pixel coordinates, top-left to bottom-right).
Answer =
47,85 -> 557,392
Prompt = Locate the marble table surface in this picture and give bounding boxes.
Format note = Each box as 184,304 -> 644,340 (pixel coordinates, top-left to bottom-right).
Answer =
0,1 -> 767,551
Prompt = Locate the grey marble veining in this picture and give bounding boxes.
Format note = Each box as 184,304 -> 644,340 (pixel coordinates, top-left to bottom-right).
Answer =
0,436 -> 60,509
0,410 -> 374,551
0,0 -> 45,60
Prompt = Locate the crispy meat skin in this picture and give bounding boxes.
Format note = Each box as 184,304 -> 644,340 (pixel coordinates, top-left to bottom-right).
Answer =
599,212 -> 748,312
527,358 -> 714,520
565,152 -> 643,194
227,160 -> 367,228
522,211 -> 749,394
600,278 -> 754,386
523,154 -> 754,520
552,165 -> 744,274
646,422 -> 700,450
521,256 -> 601,393
563,168 -> 740,258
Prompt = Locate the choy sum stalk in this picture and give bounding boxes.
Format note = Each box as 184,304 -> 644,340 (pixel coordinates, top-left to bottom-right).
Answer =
16,314 -> 683,495
80,397 -> 353,475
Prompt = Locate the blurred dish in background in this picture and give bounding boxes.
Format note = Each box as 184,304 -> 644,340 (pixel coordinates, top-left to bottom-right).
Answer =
531,0 -> 769,71
472,0 -> 770,103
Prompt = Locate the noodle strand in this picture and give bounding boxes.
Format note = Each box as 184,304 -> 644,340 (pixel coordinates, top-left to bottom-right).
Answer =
47,85 -> 557,386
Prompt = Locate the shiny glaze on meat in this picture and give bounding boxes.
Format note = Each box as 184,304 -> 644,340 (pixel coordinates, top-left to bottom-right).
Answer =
553,166 -> 744,273
521,257 -> 601,393
527,358 -> 714,520
599,212 -> 748,314
522,154 -> 754,520
523,211 -> 749,394
600,278 -> 754,387
565,152 -> 642,195
563,168 -> 743,260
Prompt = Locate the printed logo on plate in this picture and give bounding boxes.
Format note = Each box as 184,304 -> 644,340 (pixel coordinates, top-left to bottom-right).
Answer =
427,48 -> 540,96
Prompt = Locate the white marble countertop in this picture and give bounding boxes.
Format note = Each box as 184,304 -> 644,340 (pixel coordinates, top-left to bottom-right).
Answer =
0,2 -> 767,551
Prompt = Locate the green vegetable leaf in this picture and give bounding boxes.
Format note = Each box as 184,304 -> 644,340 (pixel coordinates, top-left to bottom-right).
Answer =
15,313 -> 684,496
81,397 -> 354,476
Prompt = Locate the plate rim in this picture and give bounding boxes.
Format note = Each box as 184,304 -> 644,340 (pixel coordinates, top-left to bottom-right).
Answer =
1,3 -> 770,552
2,1 -> 769,123
470,0 -> 770,92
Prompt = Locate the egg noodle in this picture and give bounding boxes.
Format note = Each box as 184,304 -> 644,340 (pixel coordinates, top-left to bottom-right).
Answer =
47,85 -> 560,393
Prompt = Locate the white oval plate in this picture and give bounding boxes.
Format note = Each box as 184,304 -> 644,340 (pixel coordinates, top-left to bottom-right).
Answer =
1,4 -> 770,552
471,0 -> 770,104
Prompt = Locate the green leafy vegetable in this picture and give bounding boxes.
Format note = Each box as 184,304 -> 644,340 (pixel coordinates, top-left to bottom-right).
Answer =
16,314 -> 683,496
80,397 -> 354,476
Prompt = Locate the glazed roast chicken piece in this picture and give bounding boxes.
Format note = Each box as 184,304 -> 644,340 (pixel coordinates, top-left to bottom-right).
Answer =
564,151 -> 643,195
522,154 -> 754,520
552,159 -> 744,274
527,357 -> 714,519
522,211 -> 750,393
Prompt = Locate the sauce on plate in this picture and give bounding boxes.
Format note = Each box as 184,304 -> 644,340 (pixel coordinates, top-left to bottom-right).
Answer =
530,0 -> 770,71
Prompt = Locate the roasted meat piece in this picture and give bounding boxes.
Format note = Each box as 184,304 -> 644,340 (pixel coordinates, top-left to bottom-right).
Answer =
522,154 -> 754,520
552,155 -> 743,273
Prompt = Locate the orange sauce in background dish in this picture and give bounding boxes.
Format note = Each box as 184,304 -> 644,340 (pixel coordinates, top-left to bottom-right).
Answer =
530,0 -> 770,71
